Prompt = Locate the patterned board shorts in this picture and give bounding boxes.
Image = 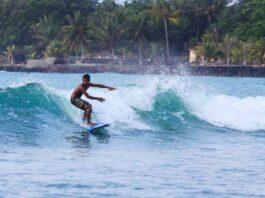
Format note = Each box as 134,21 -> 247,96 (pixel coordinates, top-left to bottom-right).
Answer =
71,98 -> 91,110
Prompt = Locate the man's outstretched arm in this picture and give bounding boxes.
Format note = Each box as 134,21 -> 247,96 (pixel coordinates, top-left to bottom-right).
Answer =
89,83 -> 116,91
81,89 -> 105,102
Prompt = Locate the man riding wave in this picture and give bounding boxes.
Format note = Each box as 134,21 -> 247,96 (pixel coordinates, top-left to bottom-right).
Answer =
71,74 -> 116,125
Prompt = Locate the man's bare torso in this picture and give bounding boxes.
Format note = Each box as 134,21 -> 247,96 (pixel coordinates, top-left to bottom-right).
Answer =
71,84 -> 89,99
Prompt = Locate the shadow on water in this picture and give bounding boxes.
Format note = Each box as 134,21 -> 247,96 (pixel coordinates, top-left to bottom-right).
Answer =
65,132 -> 91,149
90,128 -> 111,144
65,128 -> 110,148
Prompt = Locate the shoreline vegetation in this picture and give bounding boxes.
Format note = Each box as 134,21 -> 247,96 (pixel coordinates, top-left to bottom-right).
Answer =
0,0 -> 264,76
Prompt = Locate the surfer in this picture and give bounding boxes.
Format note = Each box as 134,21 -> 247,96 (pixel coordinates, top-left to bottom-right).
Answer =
71,74 -> 116,125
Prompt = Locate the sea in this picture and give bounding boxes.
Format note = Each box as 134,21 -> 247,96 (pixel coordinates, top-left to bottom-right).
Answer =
0,71 -> 265,197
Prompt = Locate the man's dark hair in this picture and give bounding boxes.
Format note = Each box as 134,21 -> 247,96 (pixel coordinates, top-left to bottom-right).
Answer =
82,74 -> 90,81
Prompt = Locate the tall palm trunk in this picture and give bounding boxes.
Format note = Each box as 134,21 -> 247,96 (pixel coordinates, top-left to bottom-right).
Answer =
227,51 -> 230,65
122,48 -> 126,60
9,56 -> 14,64
75,47 -> 78,57
164,19 -> 170,60
243,55 -> 247,66
8,55 -> 11,64
196,29 -> 200,40
207,14 -> 212,26
111,48 -> 115,59
81,43 -> 85,58
242,47 -> 247,66
243,57 -> 246,66
138,41 -> 143,66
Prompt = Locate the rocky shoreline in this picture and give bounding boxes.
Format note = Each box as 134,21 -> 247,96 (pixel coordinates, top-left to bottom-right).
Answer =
1,64 -> 265,77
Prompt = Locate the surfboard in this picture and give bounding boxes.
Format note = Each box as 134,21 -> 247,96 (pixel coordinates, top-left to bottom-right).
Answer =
86,123 -> 110,132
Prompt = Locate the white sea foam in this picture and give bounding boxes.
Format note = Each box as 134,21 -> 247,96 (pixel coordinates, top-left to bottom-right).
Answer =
50,83 -> 157,131
5,75 -> 265,132
82,81 -> 158,130
187,94 -> 265,131
147,76 -> 265,131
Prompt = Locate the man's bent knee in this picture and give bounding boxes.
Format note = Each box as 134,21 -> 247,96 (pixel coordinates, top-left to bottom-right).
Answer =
85,105 -> 92,113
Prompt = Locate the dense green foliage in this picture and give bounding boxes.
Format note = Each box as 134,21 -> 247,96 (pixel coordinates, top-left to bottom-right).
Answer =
0,0 -> 264,64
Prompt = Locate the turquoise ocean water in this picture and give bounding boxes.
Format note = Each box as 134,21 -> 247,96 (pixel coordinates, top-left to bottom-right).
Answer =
0,71 -> 265,197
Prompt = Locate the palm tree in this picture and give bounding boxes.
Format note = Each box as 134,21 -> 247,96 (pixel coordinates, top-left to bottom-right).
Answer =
252,38 -> 265,64
5,45 -> 17,64
221,35 -> 237,65
92,9 -> 126,58
149,41 -> 164,63
63,11 -> 89,57
241,41 -> 252,65
231,42 -> 252,65
126,10 -> 148,65
44,40 -> 65,58
194,30 -> 222,63
202,28 -> 221,48
148,0 -> 182,60
31,15 -> 58,51
98,0 -> 117,12
196,0 -> 226,26
23,45 -> 37,59
195,42 -> 219,63
183,0 -> 226,39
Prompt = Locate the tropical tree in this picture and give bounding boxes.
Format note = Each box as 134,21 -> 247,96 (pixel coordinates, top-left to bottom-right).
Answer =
241,42 -> 252,65
148,0 -> 182,60
0,0 -> 263,64
23,45 -> 37,59
44,40 -> 65,57
92,8 -> 126,58
195,0 -> 226,26
5,45 -> 18,64
194,42 -> 220,63
63,11 -> 89,57
202,28 -> 221,48
229,41 -> 252,65
126,10 -> 148,65
31,14 -> 59,51
149,41 -> 164,63
233,0 -> 265,40
194,30 -> 222,62
0,0 -> 98,48
98,0 -> 118,12
220,35 -> 237,65
183,0 -> 226,40
252,38 -> 265,64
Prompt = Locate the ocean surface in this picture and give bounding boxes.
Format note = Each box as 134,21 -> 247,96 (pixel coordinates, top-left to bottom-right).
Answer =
0,71 -> 265,198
